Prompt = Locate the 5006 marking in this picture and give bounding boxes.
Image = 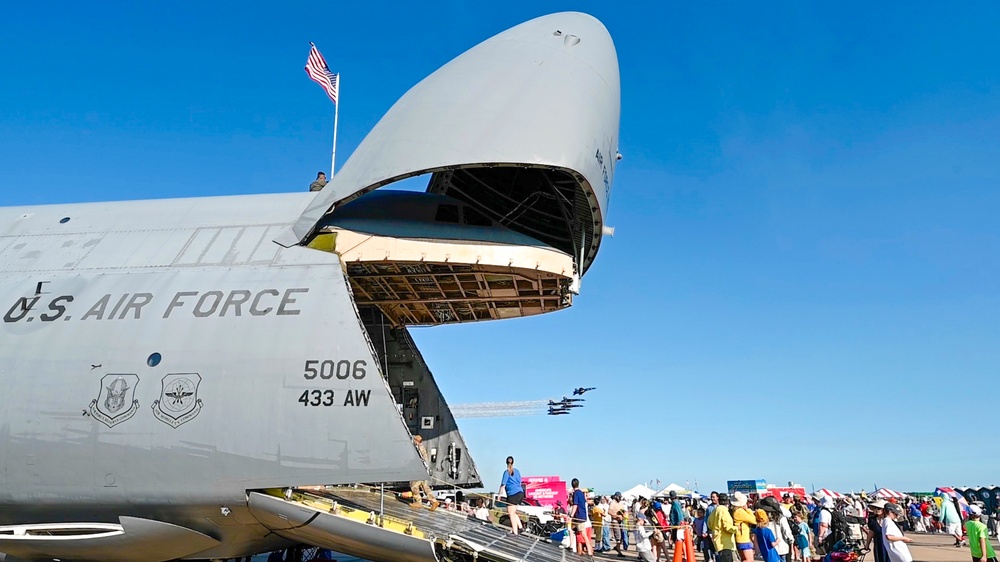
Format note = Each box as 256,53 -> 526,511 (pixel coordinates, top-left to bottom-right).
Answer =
303,359 -> 367,380
298,360 -> 371,407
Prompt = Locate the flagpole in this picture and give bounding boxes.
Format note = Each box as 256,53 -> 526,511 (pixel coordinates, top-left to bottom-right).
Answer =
331,75 -> 339,178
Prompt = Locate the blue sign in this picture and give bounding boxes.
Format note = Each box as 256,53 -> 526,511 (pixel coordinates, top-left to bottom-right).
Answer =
727,479 -> 767,494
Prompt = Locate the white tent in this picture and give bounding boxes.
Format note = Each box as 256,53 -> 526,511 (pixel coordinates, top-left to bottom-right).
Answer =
621,484 -> 658,501
657,483 -> 687,495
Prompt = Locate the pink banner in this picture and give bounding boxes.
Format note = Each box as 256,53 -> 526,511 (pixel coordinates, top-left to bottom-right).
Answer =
524,478 -> 567,507
523,475 -> 561,485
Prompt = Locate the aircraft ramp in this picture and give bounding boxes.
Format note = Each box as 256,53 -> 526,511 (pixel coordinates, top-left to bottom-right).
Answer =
248,488 -> 571,562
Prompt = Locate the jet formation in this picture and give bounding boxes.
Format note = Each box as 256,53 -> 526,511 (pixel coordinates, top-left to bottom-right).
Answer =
547,387 -> 596,415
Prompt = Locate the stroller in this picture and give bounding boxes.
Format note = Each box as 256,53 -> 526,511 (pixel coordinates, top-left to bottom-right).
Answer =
822,538 -> 869,562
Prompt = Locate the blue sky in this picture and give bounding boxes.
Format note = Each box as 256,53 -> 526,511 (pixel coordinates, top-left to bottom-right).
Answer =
2,1 -> 999,494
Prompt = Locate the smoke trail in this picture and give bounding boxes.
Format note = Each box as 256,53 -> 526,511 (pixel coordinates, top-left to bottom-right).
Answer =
451,399 -> 549,419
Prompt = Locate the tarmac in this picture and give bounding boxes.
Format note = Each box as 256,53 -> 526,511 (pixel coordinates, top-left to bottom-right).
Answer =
591,532 -> 996,562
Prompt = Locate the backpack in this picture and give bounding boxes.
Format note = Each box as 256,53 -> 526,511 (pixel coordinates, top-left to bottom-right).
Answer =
822,509 -> 850,551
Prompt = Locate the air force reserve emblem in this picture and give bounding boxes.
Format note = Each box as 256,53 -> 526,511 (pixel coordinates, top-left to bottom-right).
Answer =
89,374 -> 140,428
152,373 -> 203,428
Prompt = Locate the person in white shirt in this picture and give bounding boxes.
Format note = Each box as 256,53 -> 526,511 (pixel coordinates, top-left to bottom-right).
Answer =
881,503 -> 913,562
474,498 -> 490,521
768,511 -> 794,562
596,496 -> 612,552
634,515 -> 656,562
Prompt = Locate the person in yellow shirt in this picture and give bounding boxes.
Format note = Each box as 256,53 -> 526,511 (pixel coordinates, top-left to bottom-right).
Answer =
731,492 -> 757,562
709,493 -> 738,562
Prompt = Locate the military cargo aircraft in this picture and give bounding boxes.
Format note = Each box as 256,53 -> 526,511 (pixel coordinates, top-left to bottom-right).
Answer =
0,10 -> 619,562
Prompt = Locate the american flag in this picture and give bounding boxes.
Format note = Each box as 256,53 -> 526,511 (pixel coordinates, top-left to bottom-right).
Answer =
305,42 -> 339,104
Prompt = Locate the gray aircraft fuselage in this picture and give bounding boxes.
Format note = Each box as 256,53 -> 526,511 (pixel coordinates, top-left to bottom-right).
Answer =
0,10 -> 620,561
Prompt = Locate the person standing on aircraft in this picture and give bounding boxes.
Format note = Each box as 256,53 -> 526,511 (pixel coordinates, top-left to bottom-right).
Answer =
498,456 -> 524,535
309,171 -> 327,191
409,435 -> 439,511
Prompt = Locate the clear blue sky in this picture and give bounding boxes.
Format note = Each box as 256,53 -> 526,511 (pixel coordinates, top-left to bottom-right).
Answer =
2,2 -> 999,494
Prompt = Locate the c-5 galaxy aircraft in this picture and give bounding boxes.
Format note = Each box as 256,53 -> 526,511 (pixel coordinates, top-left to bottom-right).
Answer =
0,11 -> 619,562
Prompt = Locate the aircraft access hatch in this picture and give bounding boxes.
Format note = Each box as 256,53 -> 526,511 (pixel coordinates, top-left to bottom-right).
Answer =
248,488 -> 574,562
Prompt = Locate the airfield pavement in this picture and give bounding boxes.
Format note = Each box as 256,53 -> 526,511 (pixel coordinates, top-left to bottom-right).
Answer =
590,532 -> 996,562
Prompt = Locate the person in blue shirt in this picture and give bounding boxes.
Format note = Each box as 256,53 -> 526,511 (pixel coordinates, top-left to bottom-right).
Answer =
754,509 -> 782,562
570,478 -> 594,556
498,456 -> 524,535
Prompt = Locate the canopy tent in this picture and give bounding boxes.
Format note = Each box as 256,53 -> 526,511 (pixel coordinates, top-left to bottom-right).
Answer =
873,488 -> 906,499
815,488 -> 846,499
621,484 -> 658,501
935,487 -> 969,504
657,483 -> 687,495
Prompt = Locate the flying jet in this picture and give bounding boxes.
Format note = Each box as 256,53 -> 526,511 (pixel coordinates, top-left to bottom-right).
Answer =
573,387 -> 596,395
547,409 -> 571,416
0,11 -> 620,562
561,396 -> 585,403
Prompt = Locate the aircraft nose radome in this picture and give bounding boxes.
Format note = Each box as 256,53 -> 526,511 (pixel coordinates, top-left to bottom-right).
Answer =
489,11 -> 620,78
283,12 -> 622,274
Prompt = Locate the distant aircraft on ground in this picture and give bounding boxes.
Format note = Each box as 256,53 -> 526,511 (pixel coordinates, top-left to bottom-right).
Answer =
572,387 -> 596,395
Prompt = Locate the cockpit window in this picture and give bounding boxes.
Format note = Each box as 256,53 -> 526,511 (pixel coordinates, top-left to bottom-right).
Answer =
434,204 -> 460,223
462,206 -> 492,227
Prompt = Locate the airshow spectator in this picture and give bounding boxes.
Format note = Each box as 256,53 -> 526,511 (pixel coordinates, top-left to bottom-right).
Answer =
754,510 -> 782,562
570,478 -> 593,556
731,492 -> 756,562
939,495 -> 964,546
695,507 -> 716,562
474,498 -> 489,521
709,493 -> 738,562
814,496 -> 835,557
595,495 -> 612,553
498,456 -> 524,535
966,505 -> 996,562
920,498 -> 934,532
634,514 -> 657,562
707,491 -> 721,520
881,503 -> 913,562
670,491 -> 685,547
609,492 -> 629,556
758,496 -> 793,562
791,513 -> 811,562
908,502 -> 924,533
865,500 -> 890,562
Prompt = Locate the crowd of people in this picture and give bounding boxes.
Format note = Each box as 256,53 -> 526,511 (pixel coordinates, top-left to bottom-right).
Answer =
491,483 -> 1000,562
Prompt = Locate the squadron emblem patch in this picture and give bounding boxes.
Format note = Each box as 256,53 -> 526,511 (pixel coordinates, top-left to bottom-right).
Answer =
89,374 -> 140,428
152,373 -> 203,428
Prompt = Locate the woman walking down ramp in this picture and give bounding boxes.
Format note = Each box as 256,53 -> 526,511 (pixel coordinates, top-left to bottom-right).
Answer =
498,456 -> 524,535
